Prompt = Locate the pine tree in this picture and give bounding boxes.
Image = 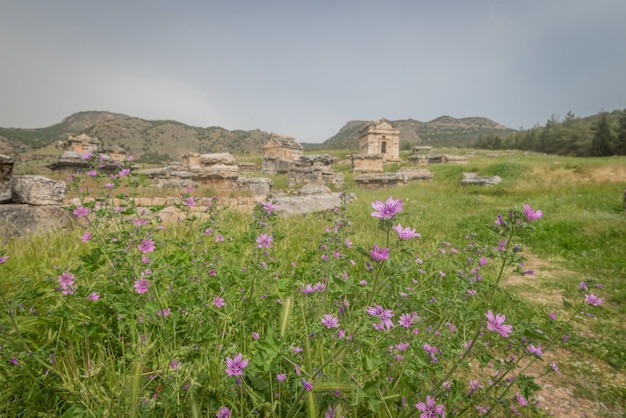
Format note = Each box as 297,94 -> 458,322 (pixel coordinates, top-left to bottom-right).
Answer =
590,113 -> 613,156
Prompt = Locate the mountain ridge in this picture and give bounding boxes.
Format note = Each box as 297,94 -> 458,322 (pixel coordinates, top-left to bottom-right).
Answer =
0,111 -> 513,161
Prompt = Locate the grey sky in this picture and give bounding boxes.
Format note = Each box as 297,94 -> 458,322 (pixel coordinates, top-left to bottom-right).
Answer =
1,0 -> 625,143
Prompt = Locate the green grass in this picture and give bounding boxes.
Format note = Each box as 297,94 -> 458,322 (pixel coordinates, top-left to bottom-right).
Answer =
2,151 -> 626,415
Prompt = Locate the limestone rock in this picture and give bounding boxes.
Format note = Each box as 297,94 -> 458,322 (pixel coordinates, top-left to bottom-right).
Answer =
273,192 -> 356,216
200,153 -> 237,166
11,175 -> 67,205
298,184 -> 331,196
461,173 -> 501,186
0,154 -> 14,203
0,204 -> 74,242
236,176 -> 272,197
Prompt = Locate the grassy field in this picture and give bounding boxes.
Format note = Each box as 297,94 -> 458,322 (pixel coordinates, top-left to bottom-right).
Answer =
1,149 -> 625,416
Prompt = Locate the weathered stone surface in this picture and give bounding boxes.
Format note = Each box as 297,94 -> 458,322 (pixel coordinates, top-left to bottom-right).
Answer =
190,165 -> 240,181
236,176 -> 272,197
0,204 -> 74,241
298,184 -> 331,195
273,192 -> 356,216
297,154 -> 336,167
443,155 -> 468,165
262,157 -> 293,175
11,175 -> 66,205
354,172 -> 411,188
328,173 -> 345,188
351,154 -> 384,173
461,172 -> 501,186
397,168 -> 434,180
200,153 -> 237,166
0,154 -> 14,203
288,167 -> 325,188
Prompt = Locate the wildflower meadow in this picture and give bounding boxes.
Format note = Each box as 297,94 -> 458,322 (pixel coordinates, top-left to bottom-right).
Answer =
1,152 -> 625,417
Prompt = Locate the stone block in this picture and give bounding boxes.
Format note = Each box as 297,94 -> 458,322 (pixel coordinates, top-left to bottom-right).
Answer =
11,175 -> 66,205
200,153 -> 237,166
0,204 -> 74,242
461,173 -> 501,187
236,176 -> 272,197
0,154 -> 15,203
351,154 -> 384,173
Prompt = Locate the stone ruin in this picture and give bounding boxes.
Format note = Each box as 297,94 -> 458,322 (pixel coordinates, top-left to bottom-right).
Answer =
408,146 -> 434,165
137,152 -> 272,198
262,133 -> 304,175
359,118 -> 401,162
427,154 -> 468,165
460,172 -> 501,187
46,133 -> 126,172
354,167 -> 433,189
1,154 -> 72,241
350,154 -> 384,173
287,154 -> 343,189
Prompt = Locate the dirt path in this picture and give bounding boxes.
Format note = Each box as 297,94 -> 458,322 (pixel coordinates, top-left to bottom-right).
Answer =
501,254 -> 625,417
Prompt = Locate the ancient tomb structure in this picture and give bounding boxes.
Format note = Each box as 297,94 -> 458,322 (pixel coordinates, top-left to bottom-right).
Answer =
46,133 -> 126,172
287,154 -> 343,189
139,153 -> 272,197
408,146 -> 434,165
262,133 -> 304,174
358,118 -> 401,163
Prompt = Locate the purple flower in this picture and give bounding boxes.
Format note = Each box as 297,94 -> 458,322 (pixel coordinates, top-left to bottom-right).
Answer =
137,239 -> 155,254
415,395 -> 444,418
523,204 -> 543,222
549,361 -> 562,376
216,406 -> 231,418
170,359 -> 181,370
370,244 -> 390,262
371,196 -> 403,220
584,293 -> 603,306
81,231 -> 92,242
156,308 -> 171,318
321,313 -> 339,329
213,296 -> 225,308
87,291 -> 100,301
527,344 -> 543,357
485,310 -> 513,338
183,197 -> 197,207
256,233 -> 274,249
134,278 -> 150,294
392,224 -> 421,240
398,313 -> 414,328
225,353 -> 248,377
10,357 -> 18,365
57,271 -> 76,295
516,392 -> 528,406
118,168 -> 131,177
302,378 -> 313,391
276,373 -> 287,382
262,201 -> 277,212
367,305 -> 394,329
73,206 -> 89,218
0,255 -> 8,264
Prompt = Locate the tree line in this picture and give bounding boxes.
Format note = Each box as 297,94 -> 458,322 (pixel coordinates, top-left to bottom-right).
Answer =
473,109 -> 626,157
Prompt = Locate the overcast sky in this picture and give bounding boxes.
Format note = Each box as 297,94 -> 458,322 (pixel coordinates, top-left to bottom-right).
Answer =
1,0 -> 625,143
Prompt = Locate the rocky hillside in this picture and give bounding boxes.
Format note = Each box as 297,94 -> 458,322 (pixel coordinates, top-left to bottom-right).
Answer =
0,111 -> 271,163
0,111 -> 513,162
311,116 -> 513,150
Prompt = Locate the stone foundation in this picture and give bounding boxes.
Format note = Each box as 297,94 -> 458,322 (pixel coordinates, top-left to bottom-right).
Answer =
351,154 -> 384,173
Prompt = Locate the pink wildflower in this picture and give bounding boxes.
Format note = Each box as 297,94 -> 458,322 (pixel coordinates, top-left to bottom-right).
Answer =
485,310 -> 513,338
